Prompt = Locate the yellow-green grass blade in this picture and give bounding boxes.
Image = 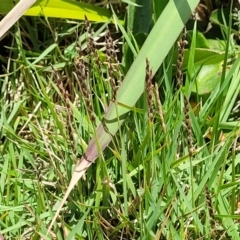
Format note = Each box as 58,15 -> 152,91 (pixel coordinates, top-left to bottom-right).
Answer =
47,0 -> 200,234
0,0 -> 111,22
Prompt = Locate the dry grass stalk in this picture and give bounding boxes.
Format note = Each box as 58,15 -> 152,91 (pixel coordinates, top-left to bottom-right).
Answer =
205,185 -> 216,237
183,96 -> 194,157
176,28 -> 187,90
105,27 -> 119,99
84,17 -> 102,75
176,27 -> 194,157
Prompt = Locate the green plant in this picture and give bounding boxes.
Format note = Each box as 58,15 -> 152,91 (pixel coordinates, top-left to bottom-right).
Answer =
1,0 -> 240,239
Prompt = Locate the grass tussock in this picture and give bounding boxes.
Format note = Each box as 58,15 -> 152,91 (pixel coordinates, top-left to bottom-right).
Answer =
1,1 -> 240,239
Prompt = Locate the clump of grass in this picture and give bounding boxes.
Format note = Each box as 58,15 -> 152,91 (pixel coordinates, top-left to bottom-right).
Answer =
1,1 -> 240,239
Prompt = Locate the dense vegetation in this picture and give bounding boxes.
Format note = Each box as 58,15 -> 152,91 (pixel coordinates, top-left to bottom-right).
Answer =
0,0 -> 240,239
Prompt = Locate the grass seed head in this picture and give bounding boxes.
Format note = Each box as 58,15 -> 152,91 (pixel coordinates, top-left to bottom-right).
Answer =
145,58 -> 154,123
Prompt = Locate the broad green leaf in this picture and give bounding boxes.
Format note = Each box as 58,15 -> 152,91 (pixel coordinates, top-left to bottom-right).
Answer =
0,0 -> 111,22
192,63 -> 223,95
47,0 -> 200,235
124,0 -> 152,73
152,0 -> 168,20
127,0 -> 152,35
207,39 -> 227,51
184,48 -> 225,66
172,48 -> 226,74
187,31 -> 209,49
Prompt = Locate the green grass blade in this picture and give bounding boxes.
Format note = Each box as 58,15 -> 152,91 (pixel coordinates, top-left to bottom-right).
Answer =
127,0 -> 152,35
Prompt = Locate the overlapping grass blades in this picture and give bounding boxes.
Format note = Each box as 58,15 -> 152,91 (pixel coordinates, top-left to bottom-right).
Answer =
47,0 -> 200,234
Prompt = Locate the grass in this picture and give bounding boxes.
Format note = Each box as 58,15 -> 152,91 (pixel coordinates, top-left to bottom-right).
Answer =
1,0 -> 240,239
